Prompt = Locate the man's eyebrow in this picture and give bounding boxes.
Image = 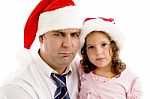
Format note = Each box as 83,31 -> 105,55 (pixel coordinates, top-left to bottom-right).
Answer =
52,30 -> 63,33
71,31 -> 80,34
52,30 -> 81,34
71,30 -> 81,34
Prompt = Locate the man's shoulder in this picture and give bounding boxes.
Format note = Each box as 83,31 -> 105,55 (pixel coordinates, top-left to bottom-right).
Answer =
2,61 -> 37,87
0,62 -> 40,99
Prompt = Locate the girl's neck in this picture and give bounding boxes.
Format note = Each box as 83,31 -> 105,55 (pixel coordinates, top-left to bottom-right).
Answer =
93,64 -> 115,79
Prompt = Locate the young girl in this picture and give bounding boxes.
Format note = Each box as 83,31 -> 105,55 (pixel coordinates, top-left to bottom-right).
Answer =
78,17 -> 142,99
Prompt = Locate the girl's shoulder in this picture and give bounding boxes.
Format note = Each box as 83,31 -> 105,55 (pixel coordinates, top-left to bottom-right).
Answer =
121,68 -> 139,79
115,67 -> 140,87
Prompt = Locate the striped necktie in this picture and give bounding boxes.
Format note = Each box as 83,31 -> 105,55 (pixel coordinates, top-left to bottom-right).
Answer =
51,73 -> 70,99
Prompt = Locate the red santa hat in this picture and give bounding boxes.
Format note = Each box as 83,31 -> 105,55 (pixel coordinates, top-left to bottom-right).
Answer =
25,0 -> 82,49
80,17 -> 124,49
18,0 -> 82,63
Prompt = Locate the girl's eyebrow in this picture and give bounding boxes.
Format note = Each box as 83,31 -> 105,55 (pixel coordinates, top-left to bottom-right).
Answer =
86,41 -> 110,46
100,41 -> 110,43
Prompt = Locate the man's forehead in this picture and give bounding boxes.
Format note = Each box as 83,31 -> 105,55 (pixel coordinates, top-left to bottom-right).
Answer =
54,28 -> 81,33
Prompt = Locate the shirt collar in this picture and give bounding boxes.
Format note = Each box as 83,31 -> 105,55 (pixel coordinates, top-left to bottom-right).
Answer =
33,49 -> 72,77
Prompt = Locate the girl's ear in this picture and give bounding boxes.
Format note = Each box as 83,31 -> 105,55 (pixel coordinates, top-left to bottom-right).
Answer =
109,48 -> 113,57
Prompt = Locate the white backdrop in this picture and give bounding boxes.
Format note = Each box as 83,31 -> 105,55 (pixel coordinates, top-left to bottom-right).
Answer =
0,0 -> 150,98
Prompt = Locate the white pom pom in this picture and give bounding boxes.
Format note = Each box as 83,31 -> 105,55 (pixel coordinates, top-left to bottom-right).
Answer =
16,48 -> 33,65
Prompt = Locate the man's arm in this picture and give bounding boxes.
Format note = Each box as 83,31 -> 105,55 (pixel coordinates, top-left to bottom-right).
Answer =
0,84 -> 33,99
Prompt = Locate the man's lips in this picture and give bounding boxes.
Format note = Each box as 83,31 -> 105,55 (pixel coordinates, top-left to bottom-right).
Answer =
59,52 -> 72,56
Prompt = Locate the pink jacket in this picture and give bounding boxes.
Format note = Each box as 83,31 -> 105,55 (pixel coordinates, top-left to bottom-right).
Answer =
79,68 -> 142,99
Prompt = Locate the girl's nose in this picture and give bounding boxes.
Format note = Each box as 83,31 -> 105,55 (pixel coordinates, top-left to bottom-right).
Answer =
95,46 -> 103,55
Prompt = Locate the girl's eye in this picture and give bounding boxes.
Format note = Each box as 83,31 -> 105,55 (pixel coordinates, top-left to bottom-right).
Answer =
101,43 -> 108,47
87,46 -> 94,49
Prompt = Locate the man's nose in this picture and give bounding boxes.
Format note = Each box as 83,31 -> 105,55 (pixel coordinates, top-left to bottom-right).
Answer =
62,36 -> 72,48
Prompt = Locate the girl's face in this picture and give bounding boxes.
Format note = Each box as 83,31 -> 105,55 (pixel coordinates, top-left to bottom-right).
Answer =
86,31 -> 112,68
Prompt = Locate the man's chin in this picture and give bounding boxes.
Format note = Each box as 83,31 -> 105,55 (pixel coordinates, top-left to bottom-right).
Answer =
59,58 -> 74,64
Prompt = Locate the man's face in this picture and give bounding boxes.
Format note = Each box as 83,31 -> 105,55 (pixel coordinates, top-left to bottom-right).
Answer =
39,28 -> 81,70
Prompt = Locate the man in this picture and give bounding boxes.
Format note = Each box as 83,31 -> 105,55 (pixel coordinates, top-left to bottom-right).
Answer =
0,0 -> 83,99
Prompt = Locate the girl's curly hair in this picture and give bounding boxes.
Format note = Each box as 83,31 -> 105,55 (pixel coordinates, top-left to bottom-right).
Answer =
80,31 -> 126,75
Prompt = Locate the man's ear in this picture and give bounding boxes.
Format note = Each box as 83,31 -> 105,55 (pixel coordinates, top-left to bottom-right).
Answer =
39,35 -> 44,43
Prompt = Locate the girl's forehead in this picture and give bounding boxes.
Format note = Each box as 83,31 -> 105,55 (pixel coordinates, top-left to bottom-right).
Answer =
86,32 -> 110,45
87,32 -> 109,40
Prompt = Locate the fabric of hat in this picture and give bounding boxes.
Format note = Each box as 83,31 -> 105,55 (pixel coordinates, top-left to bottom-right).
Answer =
24,0 -> 82,49
80,17 -> 124,50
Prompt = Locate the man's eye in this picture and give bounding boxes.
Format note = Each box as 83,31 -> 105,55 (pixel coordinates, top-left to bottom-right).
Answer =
54,33 -> 62,36
71,33 -> 80,37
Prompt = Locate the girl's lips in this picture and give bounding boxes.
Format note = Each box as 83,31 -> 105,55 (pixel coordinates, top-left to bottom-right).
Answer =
96,58 -> 106,61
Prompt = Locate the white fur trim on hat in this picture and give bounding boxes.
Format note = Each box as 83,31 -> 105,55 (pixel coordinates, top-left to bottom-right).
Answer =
16,48 -> 33,66
37,6 -> 83,35
80,18 -> 124,50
